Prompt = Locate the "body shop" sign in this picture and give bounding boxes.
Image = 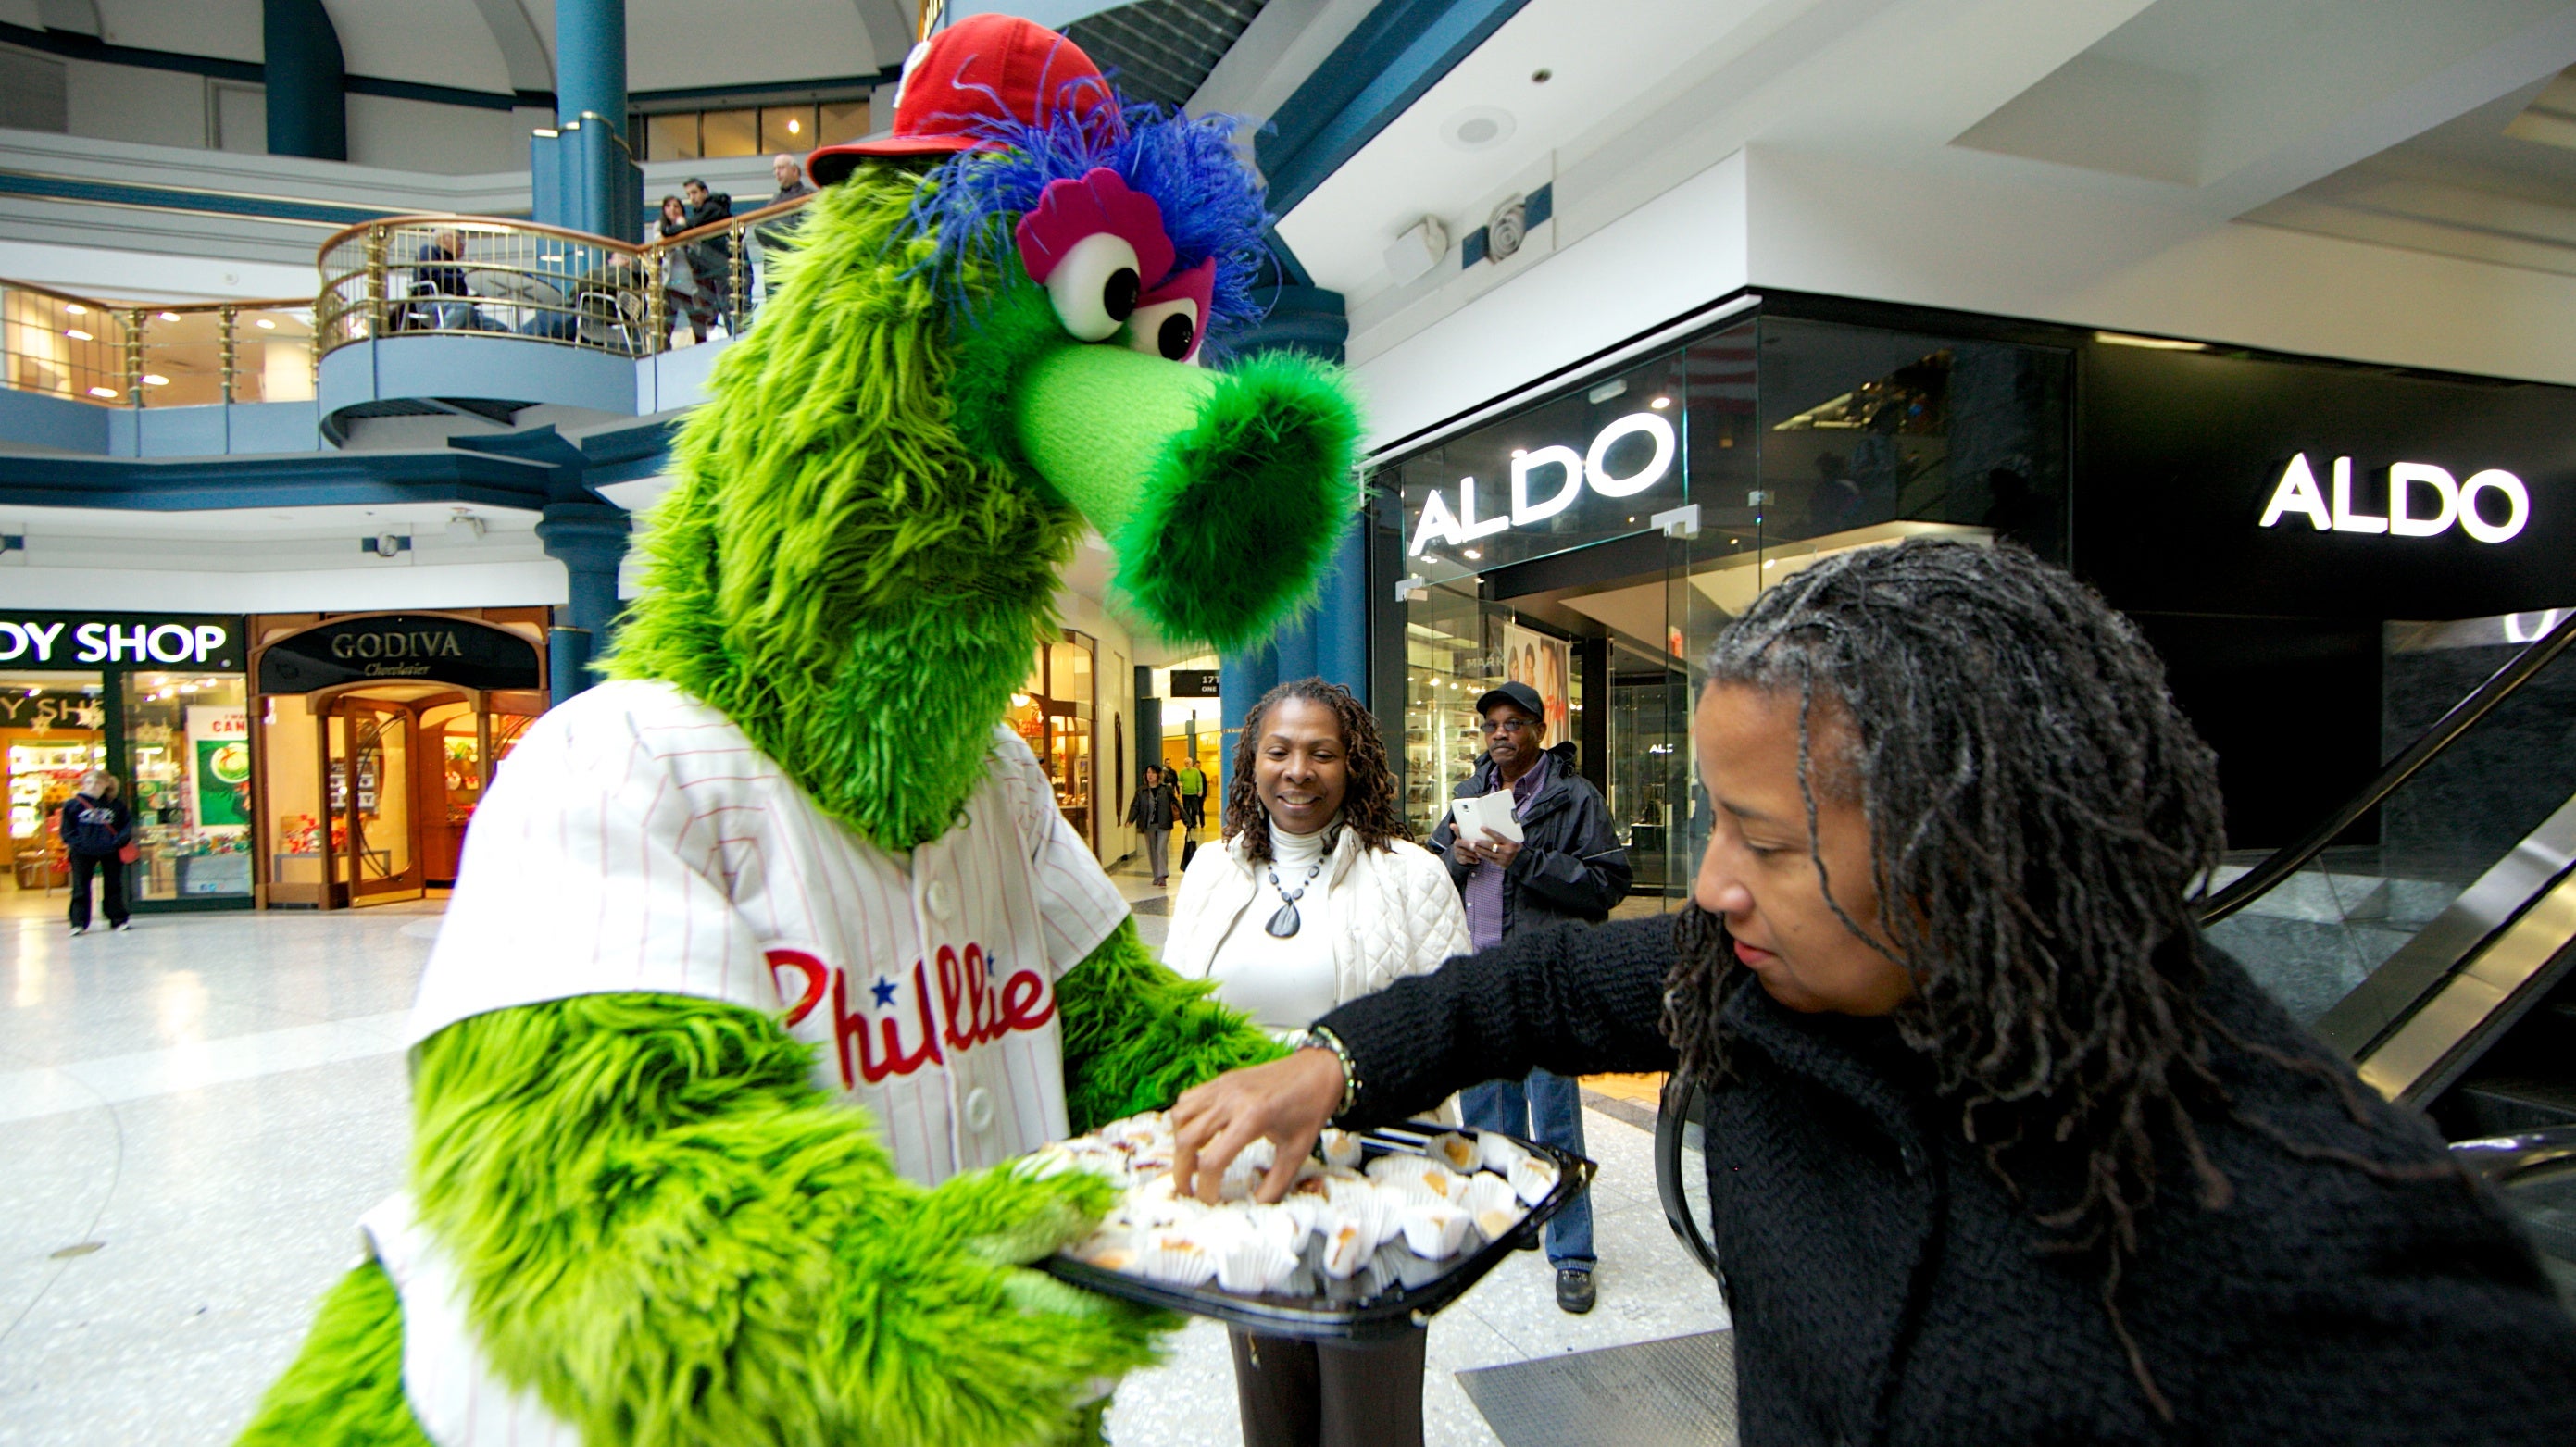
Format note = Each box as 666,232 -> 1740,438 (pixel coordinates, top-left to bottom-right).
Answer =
0,612 -> 243,668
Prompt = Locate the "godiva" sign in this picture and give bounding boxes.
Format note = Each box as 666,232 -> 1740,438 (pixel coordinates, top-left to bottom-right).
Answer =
256,615 -> 543,693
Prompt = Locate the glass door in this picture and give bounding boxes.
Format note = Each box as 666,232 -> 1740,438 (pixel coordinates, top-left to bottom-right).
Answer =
331,699 -> 421,902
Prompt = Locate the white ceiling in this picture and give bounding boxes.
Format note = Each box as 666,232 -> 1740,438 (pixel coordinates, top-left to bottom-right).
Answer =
19,0 -> 903,98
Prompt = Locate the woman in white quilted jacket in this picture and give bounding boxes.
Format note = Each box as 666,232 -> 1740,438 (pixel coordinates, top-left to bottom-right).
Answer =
1163,675 -> 1469,1447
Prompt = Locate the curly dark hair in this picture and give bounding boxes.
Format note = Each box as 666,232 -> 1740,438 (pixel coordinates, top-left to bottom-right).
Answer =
1663,538 -> 2242,1417
1223,677 -> 1410,864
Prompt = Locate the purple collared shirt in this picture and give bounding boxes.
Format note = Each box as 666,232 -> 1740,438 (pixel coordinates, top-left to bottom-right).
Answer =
1463,751 -> 1549,951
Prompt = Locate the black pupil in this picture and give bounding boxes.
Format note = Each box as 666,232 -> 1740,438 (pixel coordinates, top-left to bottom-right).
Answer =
1103,268 -> 1139,321
1157,312 -> 1194,360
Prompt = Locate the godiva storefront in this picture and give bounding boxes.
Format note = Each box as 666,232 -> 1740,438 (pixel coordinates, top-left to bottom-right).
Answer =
248,608 -> 550,908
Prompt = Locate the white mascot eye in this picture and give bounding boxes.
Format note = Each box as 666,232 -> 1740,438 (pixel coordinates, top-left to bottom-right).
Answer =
1045,231 -> 1143,342
1126,297 -> 1201,364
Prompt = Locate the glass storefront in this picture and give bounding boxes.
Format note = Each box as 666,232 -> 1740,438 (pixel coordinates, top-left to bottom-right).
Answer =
250,609 -> 551,907
1377,306 -> 2071,905
124,671 -> 254,901
0,614 -> 252,911
1011,628 -> 1100,854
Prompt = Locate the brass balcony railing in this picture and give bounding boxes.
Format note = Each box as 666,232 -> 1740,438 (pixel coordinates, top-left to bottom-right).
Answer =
313,195 -> 814,362
1,278 -> 315,408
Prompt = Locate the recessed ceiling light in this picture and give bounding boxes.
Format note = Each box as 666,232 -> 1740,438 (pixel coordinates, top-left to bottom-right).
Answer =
65,303 -> 86,316
87,385 -> 118,398
158,311 -> 180,321
1463,548 -> 1482,560
787,118 -> 801,133
1442,106 -> 1516,153
64,329 -> 92,341
1649,395 -> 1671,409
255,318 -> 277,330
141,374 -> 169,385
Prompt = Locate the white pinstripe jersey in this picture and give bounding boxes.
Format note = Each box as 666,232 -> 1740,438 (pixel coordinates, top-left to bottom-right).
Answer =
368,679 -> 1130,1446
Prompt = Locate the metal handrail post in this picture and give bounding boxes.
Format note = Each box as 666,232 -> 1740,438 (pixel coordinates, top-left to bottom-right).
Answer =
728,222 -> 749,335
364,225 -> 388,338
645,250 -> 668,355
219,305 -> 239,404
121,308 -> 144,407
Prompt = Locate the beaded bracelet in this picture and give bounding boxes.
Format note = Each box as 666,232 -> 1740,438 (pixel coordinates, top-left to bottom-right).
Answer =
1294,1025 -> 1361,1118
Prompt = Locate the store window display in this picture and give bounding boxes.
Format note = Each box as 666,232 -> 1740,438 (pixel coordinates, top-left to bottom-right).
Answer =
123,672 -> 255,901
1008,629 -> 1100,855
0,674 -> 106,896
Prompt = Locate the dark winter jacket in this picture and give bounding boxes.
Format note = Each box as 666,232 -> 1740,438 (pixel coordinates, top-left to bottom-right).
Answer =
1321,917 -> 2576,1446
58,792 -> 132,856
1126,780 -> 1181,831
1425,742 -> 1631,934
682,192 -> 737,286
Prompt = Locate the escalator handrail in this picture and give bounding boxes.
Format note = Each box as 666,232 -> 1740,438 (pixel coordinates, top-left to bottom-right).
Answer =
2196,607 -> 2576,927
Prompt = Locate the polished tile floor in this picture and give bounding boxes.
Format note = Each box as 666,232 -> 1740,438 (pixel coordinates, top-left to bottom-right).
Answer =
0,867 -> 1728,1447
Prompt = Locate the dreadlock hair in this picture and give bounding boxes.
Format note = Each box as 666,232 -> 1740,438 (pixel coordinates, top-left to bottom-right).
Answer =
1661,537 -> 2234,1420
1223,678 -> 1410,865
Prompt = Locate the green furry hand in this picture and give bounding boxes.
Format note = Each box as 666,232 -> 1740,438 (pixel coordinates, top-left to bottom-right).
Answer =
400,992 -> 1173,1447
1058,919 -> 1289,1133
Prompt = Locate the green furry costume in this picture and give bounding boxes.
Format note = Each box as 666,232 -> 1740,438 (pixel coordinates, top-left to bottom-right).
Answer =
237,56 -> 1359,1447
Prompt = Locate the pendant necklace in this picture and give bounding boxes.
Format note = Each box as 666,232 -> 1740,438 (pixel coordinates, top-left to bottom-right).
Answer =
1264,857 -> 1323,938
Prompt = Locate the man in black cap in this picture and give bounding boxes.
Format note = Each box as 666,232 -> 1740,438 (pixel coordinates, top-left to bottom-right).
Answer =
1426,678 -> 1631,1313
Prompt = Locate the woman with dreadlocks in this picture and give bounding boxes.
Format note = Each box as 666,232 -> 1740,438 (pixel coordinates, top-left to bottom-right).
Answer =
1170,540 -> 2576,1444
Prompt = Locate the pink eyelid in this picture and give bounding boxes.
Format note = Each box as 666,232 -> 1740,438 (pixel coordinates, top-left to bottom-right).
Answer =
1138,256 -> 1214,318
1014,168 -> 1176,290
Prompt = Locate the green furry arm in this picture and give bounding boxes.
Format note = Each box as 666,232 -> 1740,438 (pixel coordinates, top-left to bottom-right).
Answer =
1057,918 -> 1289,1134
234,1261 -> 431,1447
410,993 -> 1169,1447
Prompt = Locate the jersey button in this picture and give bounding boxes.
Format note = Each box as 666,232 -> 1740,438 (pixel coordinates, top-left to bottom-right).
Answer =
962,1087 -> 995,1132
926,879 -> 957,920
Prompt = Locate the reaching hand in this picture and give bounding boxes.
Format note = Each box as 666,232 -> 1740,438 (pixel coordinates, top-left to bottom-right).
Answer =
1169,1048 -> 1345,1204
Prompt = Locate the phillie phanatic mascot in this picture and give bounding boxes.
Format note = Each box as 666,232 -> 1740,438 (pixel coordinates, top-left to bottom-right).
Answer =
237,16 -> 1361,1446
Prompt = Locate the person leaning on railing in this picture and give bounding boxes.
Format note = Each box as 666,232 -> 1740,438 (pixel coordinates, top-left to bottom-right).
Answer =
1169,539 -> 2576,1447
758,154 -> 816,300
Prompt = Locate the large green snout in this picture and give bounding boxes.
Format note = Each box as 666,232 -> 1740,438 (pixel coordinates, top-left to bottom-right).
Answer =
1013,343 -> 1361,652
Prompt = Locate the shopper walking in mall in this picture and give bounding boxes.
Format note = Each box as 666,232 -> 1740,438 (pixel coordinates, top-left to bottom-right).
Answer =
1163,677 -> 1469,1447
1126,764 -> 1182,886
1169,541 -> 2576,1447
58,770 -> 132,936
1426,678 -> 1631,1313
1174,755 -> 1208,834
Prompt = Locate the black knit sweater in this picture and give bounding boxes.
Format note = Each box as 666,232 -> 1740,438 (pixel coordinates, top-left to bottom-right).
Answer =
1319,916 -> 2576,1446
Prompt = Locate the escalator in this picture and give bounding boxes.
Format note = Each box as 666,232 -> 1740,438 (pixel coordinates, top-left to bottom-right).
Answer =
1657,607 -> 2576,1303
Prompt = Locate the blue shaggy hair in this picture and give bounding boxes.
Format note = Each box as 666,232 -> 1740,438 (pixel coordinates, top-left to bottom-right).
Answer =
908,101 -> 1271,336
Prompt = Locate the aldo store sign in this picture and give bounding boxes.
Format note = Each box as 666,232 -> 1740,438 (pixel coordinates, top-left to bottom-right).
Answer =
256,613 -> 544,694
0,612 -> 243,670
2079,343 -> 2576,620
2257,454 -> 2529,543
1407,411 -> 1679,558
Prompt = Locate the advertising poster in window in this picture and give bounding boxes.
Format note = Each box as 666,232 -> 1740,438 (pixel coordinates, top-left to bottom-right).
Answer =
185,705 -> 252,830
1502,623 -> 1570,739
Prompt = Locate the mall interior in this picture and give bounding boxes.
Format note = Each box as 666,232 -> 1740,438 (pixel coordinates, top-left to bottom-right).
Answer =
3,2 -> 2576,1443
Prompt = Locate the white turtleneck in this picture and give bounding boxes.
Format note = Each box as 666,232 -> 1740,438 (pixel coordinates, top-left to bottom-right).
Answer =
1204,817 -> 1342,1033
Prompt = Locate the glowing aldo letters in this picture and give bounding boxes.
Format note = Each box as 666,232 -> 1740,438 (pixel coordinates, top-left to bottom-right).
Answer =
2259,453 -> 2530,544
1410,410 -> 1679,557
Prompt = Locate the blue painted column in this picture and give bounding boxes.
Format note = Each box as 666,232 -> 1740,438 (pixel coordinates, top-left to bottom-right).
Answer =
1218,278 -> 1359,778
263,0 -> 347,161
532,0 -> 642,240
536,503 -> 632,699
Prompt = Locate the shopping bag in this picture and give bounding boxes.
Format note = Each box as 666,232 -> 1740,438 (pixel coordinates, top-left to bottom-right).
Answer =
117,842 -> 140,864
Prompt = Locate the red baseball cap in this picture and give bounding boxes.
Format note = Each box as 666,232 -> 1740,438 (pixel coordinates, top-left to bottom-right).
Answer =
807,15 -> 1118,186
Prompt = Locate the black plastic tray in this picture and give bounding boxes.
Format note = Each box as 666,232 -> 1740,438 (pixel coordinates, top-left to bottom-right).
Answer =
1040,1120 -> 1596,1341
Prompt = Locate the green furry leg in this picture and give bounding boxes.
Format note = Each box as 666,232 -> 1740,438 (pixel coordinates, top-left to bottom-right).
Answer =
1058,919 -> 1288,1133
234,1260 -> 430,1447
407,992 -> 1171,1447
